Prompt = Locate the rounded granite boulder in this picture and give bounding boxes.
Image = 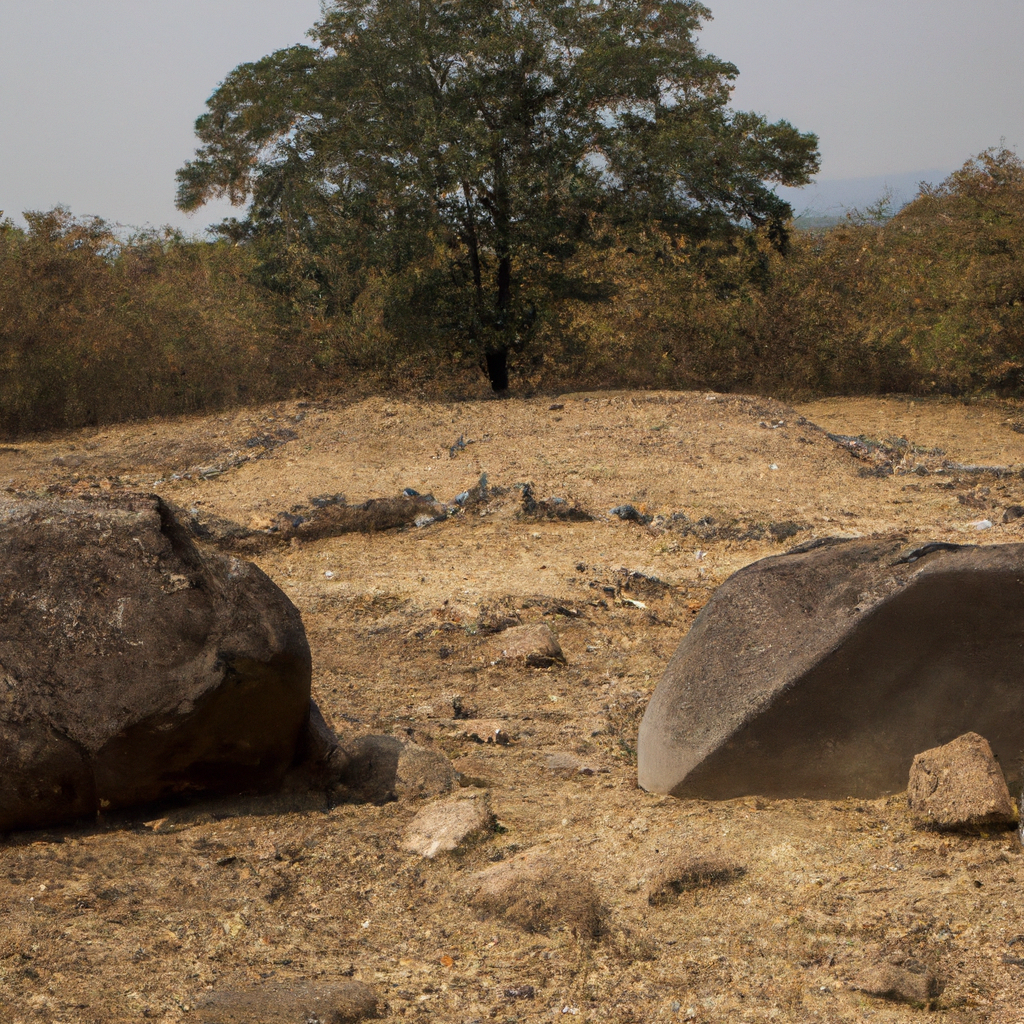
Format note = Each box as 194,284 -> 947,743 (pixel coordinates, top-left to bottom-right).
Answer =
638,537 -> 1024,800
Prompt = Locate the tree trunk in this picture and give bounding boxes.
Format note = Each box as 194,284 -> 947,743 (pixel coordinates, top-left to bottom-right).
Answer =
484,349 -> 509,392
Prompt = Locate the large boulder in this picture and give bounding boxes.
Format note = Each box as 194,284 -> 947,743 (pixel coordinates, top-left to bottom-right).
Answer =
638,538 -> 1024,800
0,494 -> 312,831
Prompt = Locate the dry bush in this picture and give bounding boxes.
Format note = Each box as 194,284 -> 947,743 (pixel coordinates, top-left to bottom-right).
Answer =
646,850 -> 746,906
468,847 -> 606,940
0,209 -> 287,437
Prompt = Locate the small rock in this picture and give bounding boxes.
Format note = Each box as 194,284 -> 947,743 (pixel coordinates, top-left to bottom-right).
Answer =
609,504 -> 651,524
402,790 -> 493,858
456,719 -> 512,745
504,985 -> 536,1000
544,751 -> 606,777
338,736 -> 457,805
908,732 -> 1017,828
852,963 -> 940,1005
495,624 -> 566,667
970,519 -> 994,530
1003,505 -> 1024,523
194,980 -> 380,1022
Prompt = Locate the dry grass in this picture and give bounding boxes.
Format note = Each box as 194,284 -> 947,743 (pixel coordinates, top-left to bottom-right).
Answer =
3,390 -> 1024,1022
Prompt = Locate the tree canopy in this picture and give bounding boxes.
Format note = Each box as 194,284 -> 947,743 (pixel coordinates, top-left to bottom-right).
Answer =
177,0 -> 819,390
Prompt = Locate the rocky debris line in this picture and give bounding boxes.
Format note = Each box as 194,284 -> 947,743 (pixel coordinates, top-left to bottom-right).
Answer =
42,425 -> 305,490
194,979 -> 380,1023
518,482 -> 593,521
175,493 -> 444,552
466,844 -> 605,940
0,493 -> 313,832
493,624 -> 566,668
173,473 -> 519,550
826,430 -> 1022,479
401,790 -> 494,859
646,851 -> 746,906
639,537 -> 1024,800
852,961 -> 942,1007
609,506 -> 808,543
449,719 -> 513,746
907,732 -> 1017,829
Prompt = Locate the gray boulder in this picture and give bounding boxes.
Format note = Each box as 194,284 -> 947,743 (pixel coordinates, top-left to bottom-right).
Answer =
638,538 -> 1024,799
0,494 -> 312,831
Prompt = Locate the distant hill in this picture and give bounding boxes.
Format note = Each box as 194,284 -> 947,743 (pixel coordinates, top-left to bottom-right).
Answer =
778,167 -> 955,223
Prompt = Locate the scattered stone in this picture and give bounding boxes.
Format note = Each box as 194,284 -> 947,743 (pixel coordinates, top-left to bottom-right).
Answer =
337,736 -> 457,804
455,719 -> 512,745
519,483 -> 593,521
615,568 -> 671,597
0,494 -> 311,832
401,790 -> 493,858
194,980 -> 380,1023
609,504 -> 652,525
646,852 -> 746,906
504,985 -> 536,1000
495,624 -> 566,667
467,844 -> 605,939
907,732 -> 1017,829
176,493 -> 444,551
852,963 -> 940,1006
638,538 -> 1024,799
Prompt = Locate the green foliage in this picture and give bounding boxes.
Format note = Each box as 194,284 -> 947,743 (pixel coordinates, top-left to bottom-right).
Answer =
6,147 -> 1024,438
176,0 -> 819,388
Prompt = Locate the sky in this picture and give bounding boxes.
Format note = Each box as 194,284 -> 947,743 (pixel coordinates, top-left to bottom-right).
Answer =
1,0 -> 1022,233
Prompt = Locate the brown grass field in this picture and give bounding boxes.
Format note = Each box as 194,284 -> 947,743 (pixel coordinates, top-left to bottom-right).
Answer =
2,389 -> 1024,1023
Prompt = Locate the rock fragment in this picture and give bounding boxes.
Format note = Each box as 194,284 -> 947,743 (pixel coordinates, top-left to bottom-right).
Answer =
495,624 -> 566,667
401,790 -> 493,858
907,732 -> 1017,828
338,736 -> 457,804
646,852 -> 746,906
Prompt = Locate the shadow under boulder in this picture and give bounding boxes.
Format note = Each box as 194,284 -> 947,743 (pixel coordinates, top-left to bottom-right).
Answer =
638,537 -> 1024,800
0,493 -> 313,832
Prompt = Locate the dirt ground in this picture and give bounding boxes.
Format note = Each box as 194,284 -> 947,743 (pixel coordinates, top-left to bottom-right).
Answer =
3,389 -> 1024,1023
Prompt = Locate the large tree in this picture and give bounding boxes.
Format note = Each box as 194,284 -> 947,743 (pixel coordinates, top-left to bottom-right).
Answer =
177,0 -> 819,390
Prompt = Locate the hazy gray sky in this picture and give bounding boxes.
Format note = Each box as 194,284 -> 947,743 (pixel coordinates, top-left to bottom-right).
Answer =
1,0 -> 1022,232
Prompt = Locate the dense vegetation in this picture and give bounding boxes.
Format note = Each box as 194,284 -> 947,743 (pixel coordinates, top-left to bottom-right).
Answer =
175,0 -> 819,392
3,147 -> 1022,436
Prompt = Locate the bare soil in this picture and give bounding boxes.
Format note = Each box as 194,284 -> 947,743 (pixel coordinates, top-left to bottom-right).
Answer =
2,389 -> 1024,1023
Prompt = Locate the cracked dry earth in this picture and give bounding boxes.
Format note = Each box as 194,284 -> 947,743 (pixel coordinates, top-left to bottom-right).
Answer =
3,389 -> 1024,1023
